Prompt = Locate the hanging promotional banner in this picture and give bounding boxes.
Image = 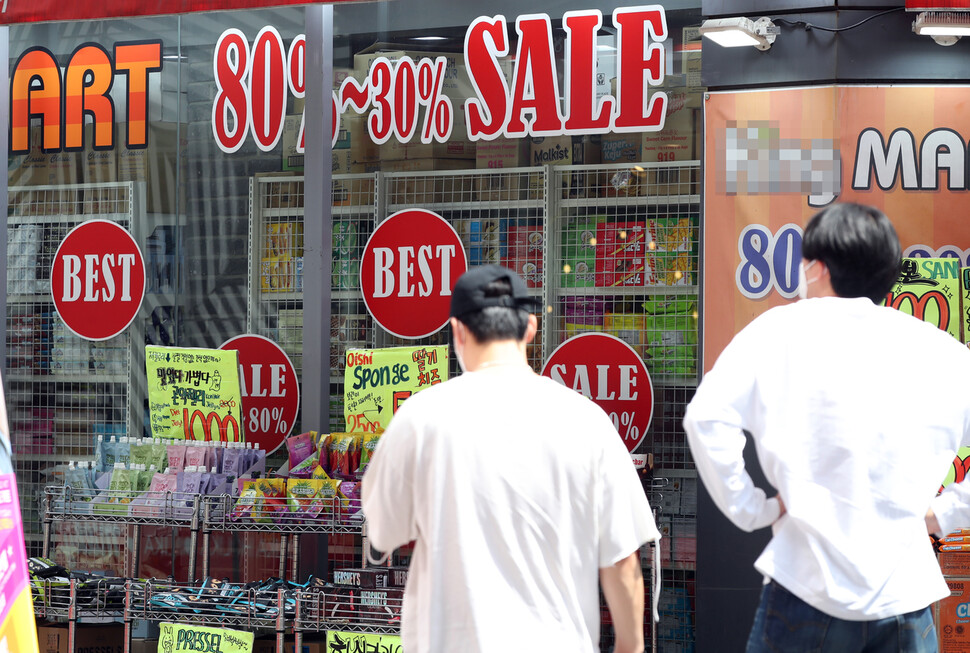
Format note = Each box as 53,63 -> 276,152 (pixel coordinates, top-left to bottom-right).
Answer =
0,0 -> 357,25
327,631 -> 402,653
0,474 -> 38,653
220,334 -> 299,454
343,346 -> 448,433
50,219 -> 146,341
704,85 -> 970,370
212,6 -> 671,153
360,210 -> 467,339
158,621 -> 253,653
146,346 -> 244,442
541,333 -> 653,452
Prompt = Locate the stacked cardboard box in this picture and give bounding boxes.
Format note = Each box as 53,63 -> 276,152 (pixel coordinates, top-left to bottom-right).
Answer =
503,221 -> 544,288
595,220 -> 653,287
561,214 -> 604,289
474,137 -> 529,201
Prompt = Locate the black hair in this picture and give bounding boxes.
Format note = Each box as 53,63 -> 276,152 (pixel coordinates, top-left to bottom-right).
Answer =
802,203 -> 901,303
456,278 -> 530,343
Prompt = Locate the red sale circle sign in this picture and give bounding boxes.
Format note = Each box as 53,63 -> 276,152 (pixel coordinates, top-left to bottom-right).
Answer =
50,219 -> 146,341
220,334 -> 299,454
541,333 -> 653,452
360,209 -> 467,339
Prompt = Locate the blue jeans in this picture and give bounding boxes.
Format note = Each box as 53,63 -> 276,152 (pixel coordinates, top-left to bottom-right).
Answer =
746,580 -> 937,653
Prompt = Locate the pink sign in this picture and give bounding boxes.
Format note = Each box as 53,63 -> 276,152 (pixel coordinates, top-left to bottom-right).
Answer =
50,219 -> 146,341
360,209 -> 467,339
542,333 -> 653,452
220,334 -> 299,454
0,473 -> 38,651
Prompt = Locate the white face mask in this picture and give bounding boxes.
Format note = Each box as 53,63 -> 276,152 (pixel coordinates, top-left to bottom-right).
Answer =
453,322 -> 467,373
797,260 -> 817,300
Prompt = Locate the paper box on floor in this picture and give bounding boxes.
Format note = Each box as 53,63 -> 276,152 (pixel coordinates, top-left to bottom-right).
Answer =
38,625 -> 124,653
937,577 -> 970,652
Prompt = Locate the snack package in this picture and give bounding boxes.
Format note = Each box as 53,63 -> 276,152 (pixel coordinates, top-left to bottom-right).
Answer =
252,478 -> 287,523
358,431 -> 382,473
167,444 -> 187,473
115,437 -> 132,468
64,462 -> 94,503
303,478 -> 344,520
231,481 -> 259,522
202,468 -> 228,495
222,445 -> 245,482
287,478 -> 325,515
94,464 -> 133,515
135,465 -> 155,492
131,471 -> 179,518
311,465 -> 331,480
329,433 -> 363,479
206,443 -> 224,474
184,443 -> 207,469
178,466 -> 204,496
130,441 -> 151,469
96,436 -> 118,473
151,441 -> 169,471
316,433 -> 333,473
289,455 -> 319,479
287,431 -> 317,469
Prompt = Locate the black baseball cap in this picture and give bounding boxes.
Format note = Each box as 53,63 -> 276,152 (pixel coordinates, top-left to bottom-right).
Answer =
449,265 -> 542,319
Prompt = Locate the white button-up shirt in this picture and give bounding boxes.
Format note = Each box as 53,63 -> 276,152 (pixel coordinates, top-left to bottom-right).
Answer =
685,297 -> 970,620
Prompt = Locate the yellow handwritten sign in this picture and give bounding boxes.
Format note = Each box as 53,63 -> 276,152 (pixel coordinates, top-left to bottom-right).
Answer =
343,346 -> 448,432
886,258 -> 961,340
159,622 -> 253,653
146,346 -> 244,442
326,631 -> 401,653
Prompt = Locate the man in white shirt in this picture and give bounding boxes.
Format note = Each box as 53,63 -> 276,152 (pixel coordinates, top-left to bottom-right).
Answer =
684,203 -> 970,653
363,265 -> 660,653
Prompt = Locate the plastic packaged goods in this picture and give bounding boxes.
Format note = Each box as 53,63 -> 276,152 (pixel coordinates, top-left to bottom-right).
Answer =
286,431 -> 316,469
184,442 -> 207,469
286,478 -> 326,516
64,461 -> 94,497
116,437 -> 132,468
96,435 -> 119,472
252,478 -> 286,523
167,444 -> 187,473
358,431 -> 382,473
130,440 -> 151,468
151,441 -> 169,471
222,446 -> 244,482
288,454 -> 319,479
231,482 -> 259,522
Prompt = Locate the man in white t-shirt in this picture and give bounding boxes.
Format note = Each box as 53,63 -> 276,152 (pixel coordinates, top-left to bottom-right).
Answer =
362,264 -> 660,653
684,203 -> 970,653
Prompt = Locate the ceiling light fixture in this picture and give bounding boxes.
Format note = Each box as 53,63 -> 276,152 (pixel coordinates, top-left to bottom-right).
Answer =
912,11 -> 970,46
699,16 -> 778,51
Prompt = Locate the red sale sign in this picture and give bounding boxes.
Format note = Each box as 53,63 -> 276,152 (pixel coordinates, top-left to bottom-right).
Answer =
50,219 -> 145,341
220,334 -> 299,454
360,209 -> 467,339
542,333 -> 653,452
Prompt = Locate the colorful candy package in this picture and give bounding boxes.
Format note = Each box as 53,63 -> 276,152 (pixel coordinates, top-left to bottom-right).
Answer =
252,478 -> 287,523
286,431 -> 317,469
358,431 -> 382,473
230,481 -> 259,522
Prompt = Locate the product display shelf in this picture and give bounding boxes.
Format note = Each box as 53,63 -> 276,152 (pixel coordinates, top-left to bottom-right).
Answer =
199,493 -> 364,582
42,486 -> 203,581
293,587 -> 402,644
32,576 -> 127,624
127,580 -> 293,631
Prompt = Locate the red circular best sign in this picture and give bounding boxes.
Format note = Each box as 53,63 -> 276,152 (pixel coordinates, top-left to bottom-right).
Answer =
360,209 -> 467,339
50,219 -> 146,341
220,334 -> 299,454
541,333 -> 653,452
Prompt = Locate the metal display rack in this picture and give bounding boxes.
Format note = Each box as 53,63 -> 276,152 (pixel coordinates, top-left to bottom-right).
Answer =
248,162 -> 699,651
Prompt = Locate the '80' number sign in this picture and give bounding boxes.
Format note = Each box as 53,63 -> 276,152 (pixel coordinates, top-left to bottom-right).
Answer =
736,223 -> 804,300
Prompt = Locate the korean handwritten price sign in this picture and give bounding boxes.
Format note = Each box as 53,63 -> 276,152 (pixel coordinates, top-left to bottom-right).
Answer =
146,346 -> 244,442
343,346 -> 448,433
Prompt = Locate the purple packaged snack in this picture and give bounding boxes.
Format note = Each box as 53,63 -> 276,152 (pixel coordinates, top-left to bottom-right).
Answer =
222,446 -> 244,480
286,432 -> 315,469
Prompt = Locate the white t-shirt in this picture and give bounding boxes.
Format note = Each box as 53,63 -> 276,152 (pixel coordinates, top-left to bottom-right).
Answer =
362,364 -> 659,653
684,297 -> 970,620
